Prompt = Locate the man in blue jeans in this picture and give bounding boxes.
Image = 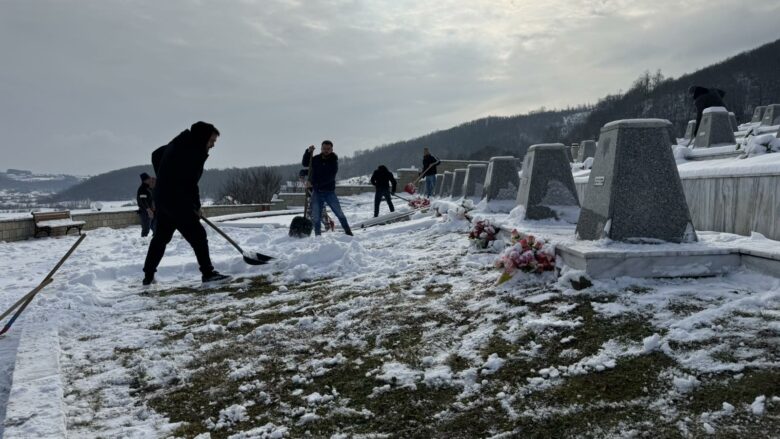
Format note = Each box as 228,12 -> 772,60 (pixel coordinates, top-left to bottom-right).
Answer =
302,141 -> 353,236
421,147 -> 441,197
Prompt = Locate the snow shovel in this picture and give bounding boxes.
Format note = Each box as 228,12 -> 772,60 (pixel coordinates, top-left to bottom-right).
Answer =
1,233 -> 86,336
403,162 -> 437,194
392,193 -> 412,202
200,214 -> 273,265
289,150 -> 314,238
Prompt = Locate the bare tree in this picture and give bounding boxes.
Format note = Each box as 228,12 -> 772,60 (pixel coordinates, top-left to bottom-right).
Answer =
218,168 -> 282,204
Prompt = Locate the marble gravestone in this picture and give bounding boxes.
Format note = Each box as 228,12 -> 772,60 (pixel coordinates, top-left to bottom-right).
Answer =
666,125 -> 678,146
516,143 -> 580,220
728,112 -> 738,131
563,147 -> 573,163
450,169 -> 467,198
576,119 -> 697,243
683,120 -> 696,140
761,104 -> 780,126
578,140 -> 597,162
463,164 -> 487,200
693,107 -> 736,148
483,156 -> 520,202
433,174 -> 443,196
751,106 -> 766,123
439,171 -> 454,197
570,144 -> 580,162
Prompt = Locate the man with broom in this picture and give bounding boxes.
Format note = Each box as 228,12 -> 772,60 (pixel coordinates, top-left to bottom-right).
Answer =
142,121 -> 230,285
302,141 -> 353,236
421,147 -> 440,197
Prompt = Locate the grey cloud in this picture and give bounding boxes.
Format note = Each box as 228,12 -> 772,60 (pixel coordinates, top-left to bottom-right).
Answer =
0,0 -> 777,174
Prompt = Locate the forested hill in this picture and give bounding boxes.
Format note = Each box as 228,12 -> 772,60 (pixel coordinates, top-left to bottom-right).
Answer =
48,164 -> 300,202
52,37 -> 780,201
336,108 -> 588,176
562,38 -> 780,144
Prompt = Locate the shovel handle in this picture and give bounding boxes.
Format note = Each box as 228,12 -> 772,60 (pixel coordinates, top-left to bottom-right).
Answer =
412,161 -> 438,185
0,278 -> 54,323
200,214 -> 244,253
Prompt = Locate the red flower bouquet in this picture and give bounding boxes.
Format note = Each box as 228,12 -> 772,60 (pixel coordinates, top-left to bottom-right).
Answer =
408,197 -> 431,209
468,219 -> 499,250
495,232 -> 555,283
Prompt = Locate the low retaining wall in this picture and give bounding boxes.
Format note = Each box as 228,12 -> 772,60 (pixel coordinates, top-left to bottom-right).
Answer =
575,173 -> 780,241
0,204 -> 279,243
277,185 -> 375,207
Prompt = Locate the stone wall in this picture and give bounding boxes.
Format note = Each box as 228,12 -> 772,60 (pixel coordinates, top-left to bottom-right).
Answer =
437,160 -> 489,175
575,173 -> 780,240
0,204 -> 277,243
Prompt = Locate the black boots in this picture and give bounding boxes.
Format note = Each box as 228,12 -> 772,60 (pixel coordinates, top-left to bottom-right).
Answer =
202,271 -> 230,283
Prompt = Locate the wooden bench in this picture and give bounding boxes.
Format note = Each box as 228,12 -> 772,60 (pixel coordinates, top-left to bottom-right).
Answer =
31,211 -> 85,237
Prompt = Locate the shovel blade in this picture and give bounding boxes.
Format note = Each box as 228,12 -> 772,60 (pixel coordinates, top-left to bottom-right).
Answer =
243,253 -> 272,265
403,183 -> 416,194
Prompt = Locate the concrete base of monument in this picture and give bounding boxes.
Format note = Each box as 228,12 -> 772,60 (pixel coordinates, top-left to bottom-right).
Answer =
555,241 -> 780,279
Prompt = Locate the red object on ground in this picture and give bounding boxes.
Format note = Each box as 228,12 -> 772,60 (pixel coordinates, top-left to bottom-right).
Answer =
404,182 -> 416,194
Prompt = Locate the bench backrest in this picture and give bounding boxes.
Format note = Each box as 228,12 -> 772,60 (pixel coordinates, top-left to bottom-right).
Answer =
32,211 -> 72,222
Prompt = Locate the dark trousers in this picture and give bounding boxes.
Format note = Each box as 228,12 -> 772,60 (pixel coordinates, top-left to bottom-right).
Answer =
143,207 -> 214,275
139,209 -> 157,237
374,189 -> 394,217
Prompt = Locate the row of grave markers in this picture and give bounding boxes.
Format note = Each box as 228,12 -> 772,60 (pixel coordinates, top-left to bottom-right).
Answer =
417,118 -> 699,244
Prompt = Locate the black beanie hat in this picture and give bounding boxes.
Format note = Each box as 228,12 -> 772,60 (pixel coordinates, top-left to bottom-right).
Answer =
140,172 -> 151,181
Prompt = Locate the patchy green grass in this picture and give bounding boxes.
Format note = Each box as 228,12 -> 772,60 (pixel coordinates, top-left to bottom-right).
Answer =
94,269 -> 780,438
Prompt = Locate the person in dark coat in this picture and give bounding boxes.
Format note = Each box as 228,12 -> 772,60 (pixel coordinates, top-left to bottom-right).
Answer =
302,140 -> 353,236
370,165 -> 397,217
689,86 -> 726,139
136,172 -> 156,237
421,148 -> 440,197
142,121 -> 229,285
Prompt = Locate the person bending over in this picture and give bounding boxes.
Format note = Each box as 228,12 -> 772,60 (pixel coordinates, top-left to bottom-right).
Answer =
142,121 -> 229,285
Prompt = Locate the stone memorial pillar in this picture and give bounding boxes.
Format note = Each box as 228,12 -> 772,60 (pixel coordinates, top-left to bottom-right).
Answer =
433,174 -> 443,196
450,169 -> 467,199
683,120 -> 696,141
760,104 -> 780,126
728,112 -> 738,131
751,106 -> 767,123
578,140 -> 597,162
693,107 -> 736,148
516,144 -> 580,220
483,156 -> 520,202
463,164 -> 487,200
440,171 -> 454,197
576,119 -> 697,243
570,143 -> 580,162
666,125 -> 678,146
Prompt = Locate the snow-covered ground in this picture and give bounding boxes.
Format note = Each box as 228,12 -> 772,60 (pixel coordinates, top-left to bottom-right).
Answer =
0,193 -> 778,438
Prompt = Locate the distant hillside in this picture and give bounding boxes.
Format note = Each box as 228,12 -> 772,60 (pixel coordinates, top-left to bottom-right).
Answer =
51,38 -> 780,201
49,164 -> 302,202
0,169 -> 83,193
562,38 -> 780,143
336,108 -> 587,177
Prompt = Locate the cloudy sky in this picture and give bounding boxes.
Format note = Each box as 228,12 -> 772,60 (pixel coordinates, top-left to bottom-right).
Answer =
1,0 -> 778,175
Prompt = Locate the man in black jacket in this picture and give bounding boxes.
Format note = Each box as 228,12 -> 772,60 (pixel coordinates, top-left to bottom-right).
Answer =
136,172 -> 156,237
142,121 -> 229,285
421,148 -> 440,197
689,86 -> 727,139
302,140 -> 353,236
370,165 -> 396,217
